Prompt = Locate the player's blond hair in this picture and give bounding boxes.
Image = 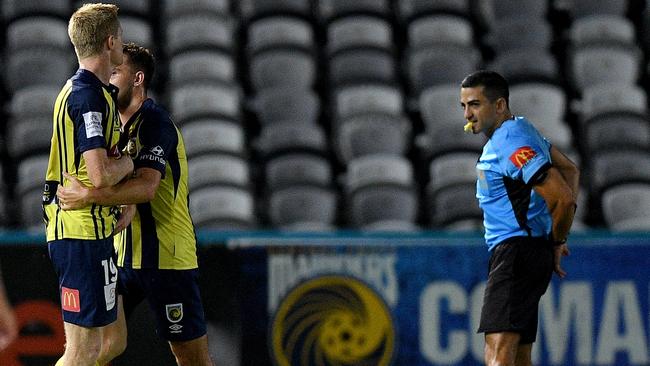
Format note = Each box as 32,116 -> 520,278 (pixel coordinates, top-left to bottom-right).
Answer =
68,3 -> 120,60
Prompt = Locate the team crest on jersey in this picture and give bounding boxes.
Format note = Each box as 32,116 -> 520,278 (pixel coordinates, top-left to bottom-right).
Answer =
509,146 -> 537,169
166,303 -> 184,323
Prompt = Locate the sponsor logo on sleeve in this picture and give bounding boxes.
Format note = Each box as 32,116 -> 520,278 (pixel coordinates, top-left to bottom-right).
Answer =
509,146 -> 537,169
61,287 -> 81,313
83,111 -> 103,138
138,145 -> 166,166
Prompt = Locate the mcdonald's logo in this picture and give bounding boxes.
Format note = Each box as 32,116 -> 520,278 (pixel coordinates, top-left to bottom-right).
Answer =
61,287 -> 80,313
509,146 -> 537,169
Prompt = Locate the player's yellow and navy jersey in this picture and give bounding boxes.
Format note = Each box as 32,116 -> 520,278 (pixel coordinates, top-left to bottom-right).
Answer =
114,99 -> 198,270
43,69 -> 123,241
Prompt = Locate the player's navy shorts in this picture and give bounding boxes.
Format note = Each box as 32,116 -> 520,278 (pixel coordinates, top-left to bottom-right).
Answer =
48,238 -> 118,327
118,267 -> 207,342
478,236 -> 554,344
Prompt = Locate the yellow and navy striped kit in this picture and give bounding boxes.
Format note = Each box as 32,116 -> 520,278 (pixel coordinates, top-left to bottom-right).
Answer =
114,99 -> 198,270
43,69 -> 122,241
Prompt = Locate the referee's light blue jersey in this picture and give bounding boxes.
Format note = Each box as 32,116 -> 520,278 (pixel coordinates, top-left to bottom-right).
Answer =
476,116 -> 553,251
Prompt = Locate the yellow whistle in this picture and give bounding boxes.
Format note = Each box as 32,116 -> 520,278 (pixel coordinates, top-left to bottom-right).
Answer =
463,121 -> 474,133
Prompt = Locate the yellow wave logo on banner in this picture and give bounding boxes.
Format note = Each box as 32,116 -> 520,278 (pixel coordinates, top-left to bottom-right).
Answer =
270,275 -> 395,366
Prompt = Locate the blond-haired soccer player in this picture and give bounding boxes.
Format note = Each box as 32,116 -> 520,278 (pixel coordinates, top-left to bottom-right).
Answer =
43,3 -> 134,366
57,43 -> 214,365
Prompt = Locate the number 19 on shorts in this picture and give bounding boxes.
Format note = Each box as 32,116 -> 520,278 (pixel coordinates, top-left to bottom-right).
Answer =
102,258 -> 118,311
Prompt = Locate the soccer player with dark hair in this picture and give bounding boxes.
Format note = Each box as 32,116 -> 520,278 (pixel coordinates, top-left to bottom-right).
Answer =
57,43 -> 214,366
460,70 -> 580,366
43,3 -> 134,365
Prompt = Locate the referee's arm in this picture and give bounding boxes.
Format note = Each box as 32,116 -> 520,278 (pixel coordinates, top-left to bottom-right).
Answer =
550,145 -> 580,201
533,166 -> 577,244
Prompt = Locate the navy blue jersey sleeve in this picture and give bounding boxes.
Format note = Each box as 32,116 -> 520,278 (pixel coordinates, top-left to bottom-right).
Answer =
68,87 -> 108,154
135,111 -> 177,178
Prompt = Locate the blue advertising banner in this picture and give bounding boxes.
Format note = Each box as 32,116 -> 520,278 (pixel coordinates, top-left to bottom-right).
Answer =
230,235 -> 650,366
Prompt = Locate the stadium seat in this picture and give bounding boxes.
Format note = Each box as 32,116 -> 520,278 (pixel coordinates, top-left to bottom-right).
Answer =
3,0 -> 70,21
568,43 -> 642,91
170,83 -> 241,123
569,15 -> 636,46
417,120 -> 485,159
16,155 -> 49,195
427,183 -> 482,227
169,51 -> 236,86
489,49 -> 559,84
509,83 -> 567,128
333,84 -> 404,119
268,186 -> 338,228
265,154 -> 332,191
6,16 -> 69,51
565,0 -> 628,19
247,16 -> 314,55
344,154 -> 414,193
164,0 -> 230,18
406,45 -> 481,95
73,0 -> 151,18
328,49 -> 397,86
166,14 -> 234,55
180,119 -> 246,157
188,154 -> 250,191
6,47 -> 74,92
238,0 -> 313,21
254,122 -> 328,157
326,16 -> 393,55
428,152 -> 478,194
408,15 -> 474,48
419,84 -> 463,126
576,83 -> 647,122
444,218 -> 483,232
120,15 -> 154,49
334,113 -> 412,164
251,87 -> 320,125
189,186 -> 255,229
10,85 -> 60,118
582,112 -> 650,153
487,18 -> 553,53
361,220 -> 421,232
248,49 -> 316,91
19,189 -> 43,230
348,185 -> 418,228
601,183 -> 650,231
397,0 -> 471,24
589,150 -> 650,195
318,0 -> 391,23
488,0 -> 547,22
7,117 -> 52,158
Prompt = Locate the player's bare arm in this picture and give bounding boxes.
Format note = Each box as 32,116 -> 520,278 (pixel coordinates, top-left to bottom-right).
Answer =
83,147 -> 134,188
58,168 -> 161,209
550,145 -> 580,200
533,167 -> 577,278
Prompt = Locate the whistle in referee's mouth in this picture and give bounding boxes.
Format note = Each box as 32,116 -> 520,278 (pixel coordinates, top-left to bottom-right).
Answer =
463,121 -> 474,133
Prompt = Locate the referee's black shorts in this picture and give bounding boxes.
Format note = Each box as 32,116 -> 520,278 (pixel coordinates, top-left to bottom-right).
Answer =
478,236 -> 554,344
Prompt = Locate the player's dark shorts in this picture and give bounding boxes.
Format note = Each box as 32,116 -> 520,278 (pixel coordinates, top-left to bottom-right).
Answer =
118,267 -> 207,342
478,236 -> 554,344
48,238 -> 118,327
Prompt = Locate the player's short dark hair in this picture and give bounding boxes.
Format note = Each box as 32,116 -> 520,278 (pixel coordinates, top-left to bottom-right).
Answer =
123,42 -> 155,90
461,70 -> 509,107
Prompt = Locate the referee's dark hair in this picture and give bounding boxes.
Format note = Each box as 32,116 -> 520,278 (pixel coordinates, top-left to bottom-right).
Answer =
123,42 -> 155,91
461,70 -> 510,107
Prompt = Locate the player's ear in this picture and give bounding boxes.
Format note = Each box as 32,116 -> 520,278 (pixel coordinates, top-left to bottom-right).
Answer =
134,70 -> 145,87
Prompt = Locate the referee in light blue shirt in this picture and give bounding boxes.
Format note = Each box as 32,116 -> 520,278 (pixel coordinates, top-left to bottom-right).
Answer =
460,70 -> 580,366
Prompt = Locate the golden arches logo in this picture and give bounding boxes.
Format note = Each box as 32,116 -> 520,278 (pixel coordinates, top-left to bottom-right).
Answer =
270,275 -> 395,366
